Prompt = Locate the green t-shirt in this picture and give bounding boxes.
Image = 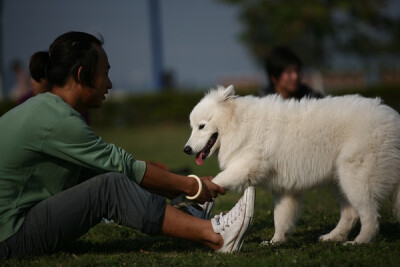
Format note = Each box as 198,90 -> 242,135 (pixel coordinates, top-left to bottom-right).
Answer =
0,92 -> 146,242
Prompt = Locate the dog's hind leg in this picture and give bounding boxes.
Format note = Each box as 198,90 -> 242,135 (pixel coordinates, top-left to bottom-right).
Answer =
343,197 -> 379,244
270,193 -> 301,243
336,154 -> 380,244
319,190 -> 359,242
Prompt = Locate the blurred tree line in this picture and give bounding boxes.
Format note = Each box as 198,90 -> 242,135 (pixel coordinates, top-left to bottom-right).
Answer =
2,85 -> 400,127
218,0 -> 400,69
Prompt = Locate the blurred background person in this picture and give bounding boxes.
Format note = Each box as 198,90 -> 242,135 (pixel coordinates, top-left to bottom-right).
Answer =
29,51 -> 51,96
9,59 -> 32,104
262,45 -> 324,100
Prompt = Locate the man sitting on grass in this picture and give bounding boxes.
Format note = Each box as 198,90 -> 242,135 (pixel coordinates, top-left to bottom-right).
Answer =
0,31 -> 255,258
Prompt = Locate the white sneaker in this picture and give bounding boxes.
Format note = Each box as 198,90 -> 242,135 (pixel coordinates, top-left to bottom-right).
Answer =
212,186 -> 255,253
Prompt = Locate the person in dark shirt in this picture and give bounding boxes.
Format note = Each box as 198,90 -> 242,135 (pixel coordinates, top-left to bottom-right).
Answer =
262,45 -> 324,100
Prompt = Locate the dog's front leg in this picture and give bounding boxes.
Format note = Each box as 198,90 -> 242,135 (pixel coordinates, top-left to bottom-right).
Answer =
270,193 -> 301,244
212,162 -> 256,192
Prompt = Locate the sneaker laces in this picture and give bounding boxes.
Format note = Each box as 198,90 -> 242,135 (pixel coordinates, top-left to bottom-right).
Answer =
212,197 -> 244,233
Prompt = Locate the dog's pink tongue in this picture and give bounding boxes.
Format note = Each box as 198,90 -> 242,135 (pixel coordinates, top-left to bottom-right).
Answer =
196,153 -> 204,166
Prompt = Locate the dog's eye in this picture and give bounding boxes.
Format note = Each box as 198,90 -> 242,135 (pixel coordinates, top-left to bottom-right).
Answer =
199,124 -> 205,130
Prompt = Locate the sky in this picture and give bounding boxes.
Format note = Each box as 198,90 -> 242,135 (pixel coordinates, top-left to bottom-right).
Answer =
1,0 -> 263,95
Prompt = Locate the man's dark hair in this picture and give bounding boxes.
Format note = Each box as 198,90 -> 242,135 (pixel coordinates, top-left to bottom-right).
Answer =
30,52 -> 49,82
29,31 -> 104,88
264,45 -> 302,82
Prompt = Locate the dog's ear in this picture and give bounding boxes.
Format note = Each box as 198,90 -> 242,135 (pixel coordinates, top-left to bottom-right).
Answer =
219,85 -> 235,102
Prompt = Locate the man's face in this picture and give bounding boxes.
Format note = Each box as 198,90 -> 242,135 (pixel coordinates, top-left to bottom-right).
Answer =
273,64 -> 300,95
82,45 -> 113,108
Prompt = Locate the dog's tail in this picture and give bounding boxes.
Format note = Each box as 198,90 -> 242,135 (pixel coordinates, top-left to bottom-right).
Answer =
393,183 -> 400,222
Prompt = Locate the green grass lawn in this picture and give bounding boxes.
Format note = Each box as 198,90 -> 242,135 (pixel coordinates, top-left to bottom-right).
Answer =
2,125 -> 400,266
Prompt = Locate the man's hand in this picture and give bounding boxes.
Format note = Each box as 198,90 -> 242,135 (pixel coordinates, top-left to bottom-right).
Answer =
195,176 -> 226,203
140,163 -> 226,201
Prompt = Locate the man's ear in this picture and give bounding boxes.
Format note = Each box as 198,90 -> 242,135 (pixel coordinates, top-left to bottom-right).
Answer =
77,66 -> 83,83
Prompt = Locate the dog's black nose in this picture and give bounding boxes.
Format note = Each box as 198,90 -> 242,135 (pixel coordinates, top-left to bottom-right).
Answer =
183,146 -> 192,155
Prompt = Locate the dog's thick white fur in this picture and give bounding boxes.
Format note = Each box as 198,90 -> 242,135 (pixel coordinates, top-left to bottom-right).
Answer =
184,85 -> 400,244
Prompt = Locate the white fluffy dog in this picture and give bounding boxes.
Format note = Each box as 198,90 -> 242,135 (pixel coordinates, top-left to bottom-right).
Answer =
183,85 -> 400,244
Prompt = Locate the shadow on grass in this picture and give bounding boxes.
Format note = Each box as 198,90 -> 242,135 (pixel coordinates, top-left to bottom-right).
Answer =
379,221 -> 400,242
247,213 -> 400,245
55,196 -> 400,257
62,235 -> 208,255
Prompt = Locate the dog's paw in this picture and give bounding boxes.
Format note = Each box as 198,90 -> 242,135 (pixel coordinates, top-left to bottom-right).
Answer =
319,233 -> 347,242
269,234 -> 287,244
344,238 -> 371,245
343,240 -> 359,246
260,240 -> 271,246
260,240 -> 284,246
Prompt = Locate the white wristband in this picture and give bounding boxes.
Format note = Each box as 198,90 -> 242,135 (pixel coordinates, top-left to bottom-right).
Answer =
186,174 -> 202,200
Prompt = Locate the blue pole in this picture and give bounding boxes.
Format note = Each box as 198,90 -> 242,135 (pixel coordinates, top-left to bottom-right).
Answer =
0,0 -> 3,99
148,0 -> 164,91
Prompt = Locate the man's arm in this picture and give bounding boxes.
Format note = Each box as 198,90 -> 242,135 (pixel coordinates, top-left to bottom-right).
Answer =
140,163 -> 226,203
